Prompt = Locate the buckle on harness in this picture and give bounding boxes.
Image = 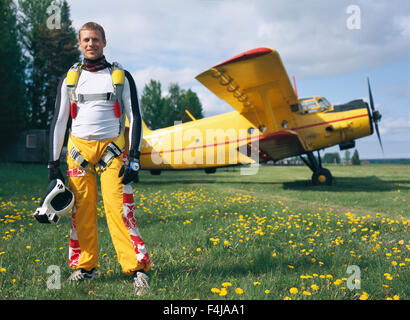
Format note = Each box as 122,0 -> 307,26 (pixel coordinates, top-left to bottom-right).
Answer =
95,142 -> 123,174
69,147 -> 90,170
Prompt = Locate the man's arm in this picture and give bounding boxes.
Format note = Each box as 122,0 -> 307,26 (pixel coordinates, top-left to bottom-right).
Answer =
123,70 -> 143,156
48,74 -> 70,183
49,73 -> 70,162
119,70 -> 143,184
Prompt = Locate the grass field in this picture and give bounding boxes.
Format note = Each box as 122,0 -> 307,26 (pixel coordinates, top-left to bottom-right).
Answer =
0,162 -> 409,300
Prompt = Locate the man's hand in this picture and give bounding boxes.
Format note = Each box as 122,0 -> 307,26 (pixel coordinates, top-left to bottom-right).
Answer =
48,160 -> 65,184
119,152 -> 140,184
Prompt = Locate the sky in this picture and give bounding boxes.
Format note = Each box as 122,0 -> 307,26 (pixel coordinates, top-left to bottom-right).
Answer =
68,0 -> 410,159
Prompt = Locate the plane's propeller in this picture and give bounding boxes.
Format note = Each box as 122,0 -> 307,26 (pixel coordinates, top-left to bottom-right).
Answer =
367,77 -> 383,154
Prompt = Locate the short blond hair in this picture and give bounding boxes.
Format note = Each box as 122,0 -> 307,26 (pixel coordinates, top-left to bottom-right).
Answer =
78,22 -> 106,41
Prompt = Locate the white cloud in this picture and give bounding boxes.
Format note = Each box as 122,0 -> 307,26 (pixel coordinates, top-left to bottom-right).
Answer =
379,117 -> 410,136
395,15 -> 410,38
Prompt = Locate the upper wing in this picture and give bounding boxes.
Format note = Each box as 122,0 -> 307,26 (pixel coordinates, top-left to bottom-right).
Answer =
195,48 -> 298,121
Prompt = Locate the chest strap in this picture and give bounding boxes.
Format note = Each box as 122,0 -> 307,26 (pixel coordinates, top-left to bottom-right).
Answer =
77,92 -> 116,103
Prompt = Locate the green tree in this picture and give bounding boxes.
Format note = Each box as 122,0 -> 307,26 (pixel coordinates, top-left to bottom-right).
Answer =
0,0 -> 28,146
323,152 -> 341,164
343,150 -> 351,164
141,80 -> 204,130
18,0 -> 80,129
351,149 -> 361,165
140,80 -> 166,130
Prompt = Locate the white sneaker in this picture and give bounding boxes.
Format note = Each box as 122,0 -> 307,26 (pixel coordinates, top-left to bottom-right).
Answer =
67,268 -> 96,282
133,271 -> 150,296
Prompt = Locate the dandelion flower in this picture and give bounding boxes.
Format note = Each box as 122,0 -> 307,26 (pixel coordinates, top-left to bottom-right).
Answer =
311,284 -> 319,291
0,268 -> 6,273
393,295 -> 400,300
219,288 -> 228,296
26,245 -> 31,249
359,292 -> 368,300
211,288 -> 220,293
222,282 -> 232,287
265,289 -> 270,294
289,287 -> 298,295
303,291 -> 311,296
253,281 -> 261,286
235,288 -> 244,295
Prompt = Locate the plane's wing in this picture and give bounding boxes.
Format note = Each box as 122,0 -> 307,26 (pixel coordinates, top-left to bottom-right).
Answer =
195,48 -> 298,119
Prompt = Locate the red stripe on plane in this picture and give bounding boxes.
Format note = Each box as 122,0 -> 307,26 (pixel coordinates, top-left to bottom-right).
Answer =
140,114 -> 368,157
215,47 -> 273,67
290,113 -> 368,131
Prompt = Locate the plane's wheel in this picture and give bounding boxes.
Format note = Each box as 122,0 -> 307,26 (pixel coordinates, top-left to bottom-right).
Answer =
312,168 -> 332,186
205,167 -> 217,174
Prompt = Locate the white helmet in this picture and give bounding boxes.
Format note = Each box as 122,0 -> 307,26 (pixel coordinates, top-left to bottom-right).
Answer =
33,179 -> 75,224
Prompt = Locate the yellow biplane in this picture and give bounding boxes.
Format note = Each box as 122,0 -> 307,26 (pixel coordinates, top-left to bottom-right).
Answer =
133,48 -> 383,185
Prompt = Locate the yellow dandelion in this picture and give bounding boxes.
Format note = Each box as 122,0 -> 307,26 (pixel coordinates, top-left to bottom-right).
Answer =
219,288 -> 228,296
253,281 -> 261,286
0,268 -> 6,273
284,296 -> 291,300
222,282 -> 232,287
265,289 -> 270,294
303,291 -> 312,296
211,288 -> 220,293
393,295 -> 400,300
289,287 -> 298,295
196,248 -> 201,252
359,292 -> 368,300
334,279 -> 343,286
26,245 -> 31,249
311,284 -> 319,291
235,288 -> 244,295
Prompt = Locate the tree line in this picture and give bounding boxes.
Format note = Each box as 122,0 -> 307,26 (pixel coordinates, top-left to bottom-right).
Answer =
1,0 -> 203,147
0,0 -> 79,146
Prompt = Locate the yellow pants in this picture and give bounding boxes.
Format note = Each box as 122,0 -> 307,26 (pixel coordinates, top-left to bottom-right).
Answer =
66,135 -> 150,275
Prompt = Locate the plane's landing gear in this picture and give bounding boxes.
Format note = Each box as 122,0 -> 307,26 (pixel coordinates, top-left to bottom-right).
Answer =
300,151 -> 333,186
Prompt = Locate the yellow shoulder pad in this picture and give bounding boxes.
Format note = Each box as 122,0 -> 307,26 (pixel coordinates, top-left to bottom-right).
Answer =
66,63 -> 81,87
111,62 -> 125,85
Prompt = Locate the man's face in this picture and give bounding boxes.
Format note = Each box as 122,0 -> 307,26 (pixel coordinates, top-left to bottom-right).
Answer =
78,29 -> 106,60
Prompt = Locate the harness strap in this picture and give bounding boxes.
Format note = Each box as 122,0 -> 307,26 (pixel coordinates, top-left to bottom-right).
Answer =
68,133 -> 126,175
77,92 -> 116,103
67,138 -> 91,171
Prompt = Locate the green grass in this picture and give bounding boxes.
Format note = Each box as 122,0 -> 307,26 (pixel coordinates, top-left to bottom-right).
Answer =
0,163 -> 409,300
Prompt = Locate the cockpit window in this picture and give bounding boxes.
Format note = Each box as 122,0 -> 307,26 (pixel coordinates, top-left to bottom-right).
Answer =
317,98 -> 331,108
299,97 -> 331,114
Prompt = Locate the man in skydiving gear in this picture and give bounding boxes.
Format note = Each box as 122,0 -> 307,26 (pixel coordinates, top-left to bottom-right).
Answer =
49,22 -> 150,295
